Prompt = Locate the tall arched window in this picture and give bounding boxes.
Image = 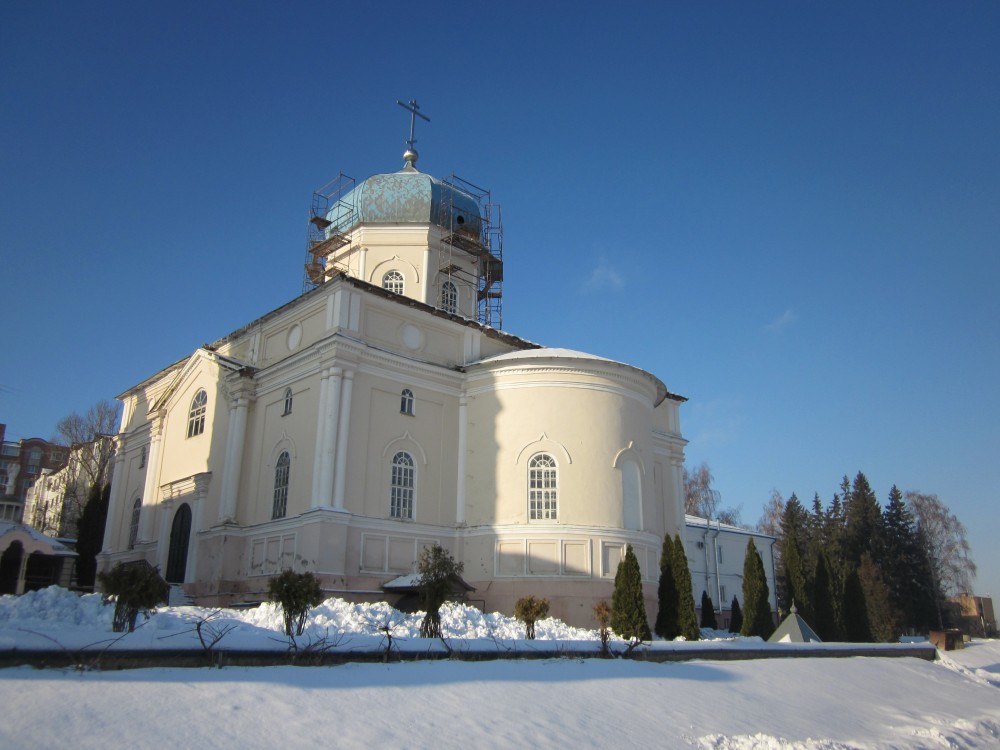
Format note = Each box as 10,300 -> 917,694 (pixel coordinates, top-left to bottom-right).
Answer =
128,498 -> 141,549
382,270 -> 404,295
272,451 -> 290,519
187,389 -> 207,438
282,388 -> 293,416
528,453 -> 558,521
621,459 -> 642,531
440,281 -> 457,314
400,388 -> 414,415
165,503 -> 192,584
390,451 -> 415,520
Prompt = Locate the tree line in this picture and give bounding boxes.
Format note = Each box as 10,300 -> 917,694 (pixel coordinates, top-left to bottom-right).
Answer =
758,471 -> 977,641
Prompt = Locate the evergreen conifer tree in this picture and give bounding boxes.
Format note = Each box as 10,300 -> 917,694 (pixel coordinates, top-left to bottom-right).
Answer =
700,591 -> 717,630
881,485 -> 924,632
740,538 -> 775,639
729,596 -> 743,634
781,532 -> 811,622
811,547 -> 840,641
843,472 -> 884,568
75,482 -> 110,589
672,533 -> 700,640
857,553 -> 899,642
611,545 -> 651,640
654,534 -> 679,639
841,565 -> 873,642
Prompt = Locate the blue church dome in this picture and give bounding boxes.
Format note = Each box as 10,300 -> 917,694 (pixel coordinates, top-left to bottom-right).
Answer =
327,164 -> 483,237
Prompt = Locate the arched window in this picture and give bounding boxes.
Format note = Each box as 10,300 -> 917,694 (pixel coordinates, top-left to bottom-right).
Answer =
187,389 -> 207,438
382,270 -> 404,295
621,459 -> 642,531
139,446 -> 146,468
282,388 -> 293,416
400,388 -> 414,415
272,451 -> 290,519
390,451 -> 415,520
440,281 -> 457,314
165,503 -> 192,584
128,498 -> 141,549
528,453 -> 558,521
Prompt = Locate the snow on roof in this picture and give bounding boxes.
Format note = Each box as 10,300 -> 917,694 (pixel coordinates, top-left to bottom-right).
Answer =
382,572 -> 475,592
685,514 -> 775,540
0,522 -> 77,556
469,347 -> 683,405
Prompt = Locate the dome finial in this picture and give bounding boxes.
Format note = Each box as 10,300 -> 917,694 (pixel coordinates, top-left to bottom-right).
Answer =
397,98 -> 430,169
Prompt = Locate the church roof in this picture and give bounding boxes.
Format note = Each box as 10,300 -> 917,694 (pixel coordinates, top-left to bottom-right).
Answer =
470,348 -> 686,406
327,165 -> 483,235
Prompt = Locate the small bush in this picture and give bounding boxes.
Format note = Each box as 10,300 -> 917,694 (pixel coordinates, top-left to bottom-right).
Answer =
729,596 -> 743,634
268,570 -> 324,636
700,591 -> 718,630
514,595 -> 550,639
417,544 -> 463,639
98,562 -> 169,633
593,600 -> 612,656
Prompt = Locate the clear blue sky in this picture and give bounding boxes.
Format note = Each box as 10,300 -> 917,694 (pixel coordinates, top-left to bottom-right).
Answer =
3,2 -> 998,598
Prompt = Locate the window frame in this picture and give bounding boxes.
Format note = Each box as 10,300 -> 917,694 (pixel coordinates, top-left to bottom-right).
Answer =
272,451 -> 290,520
389,451 -> 415,520
382,270 -> 404,295
187,389 -> 208,438
528,453 -> 558,521
128,498 -> 141,549
440,280 -> 457,314
400,388 -> 414,416
282,388 -> 293,416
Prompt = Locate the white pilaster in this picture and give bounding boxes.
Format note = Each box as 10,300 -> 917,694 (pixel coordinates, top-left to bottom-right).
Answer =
218,393 -> 250,523
332,369 -> 354,510
456,396 -> 468,524
318,367 -> 343,508
101,444 -> 127,553
310,370 -> 329,506
139,419 -> 163,542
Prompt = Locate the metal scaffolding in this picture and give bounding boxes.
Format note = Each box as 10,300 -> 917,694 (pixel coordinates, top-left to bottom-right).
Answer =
302,172 -> 355,293
437,174 -> 504,329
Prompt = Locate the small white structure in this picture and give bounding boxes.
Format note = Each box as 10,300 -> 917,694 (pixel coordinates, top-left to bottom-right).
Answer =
768,602 -> 822,643
685,515 -> 777,629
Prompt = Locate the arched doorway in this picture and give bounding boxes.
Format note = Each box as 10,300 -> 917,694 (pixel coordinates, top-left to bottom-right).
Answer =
0,541 -> 23,594
165,503 -> 192,584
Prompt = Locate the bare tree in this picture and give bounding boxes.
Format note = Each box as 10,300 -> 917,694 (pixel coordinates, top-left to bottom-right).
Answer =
684,462 -> 743,525
684,463 -> 720,518
906,491 -> 977,598
54,399 -> 120,518
757,489 -> 785,537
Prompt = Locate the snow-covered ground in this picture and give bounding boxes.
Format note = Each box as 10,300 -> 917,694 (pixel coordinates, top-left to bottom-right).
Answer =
1,587 -> 998,748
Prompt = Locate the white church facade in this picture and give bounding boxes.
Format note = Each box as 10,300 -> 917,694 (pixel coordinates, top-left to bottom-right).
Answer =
98,137 -> 689,626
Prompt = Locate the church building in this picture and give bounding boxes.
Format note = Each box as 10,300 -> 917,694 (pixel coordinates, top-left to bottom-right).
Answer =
99,110 -> 689,626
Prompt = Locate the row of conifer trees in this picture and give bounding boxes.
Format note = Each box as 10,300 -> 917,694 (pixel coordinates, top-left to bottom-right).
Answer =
608,534 -> 775,642
773,472 -> 943,642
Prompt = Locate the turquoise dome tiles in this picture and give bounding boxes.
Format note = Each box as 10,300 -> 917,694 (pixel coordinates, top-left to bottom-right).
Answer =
326,168 -> 482,236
